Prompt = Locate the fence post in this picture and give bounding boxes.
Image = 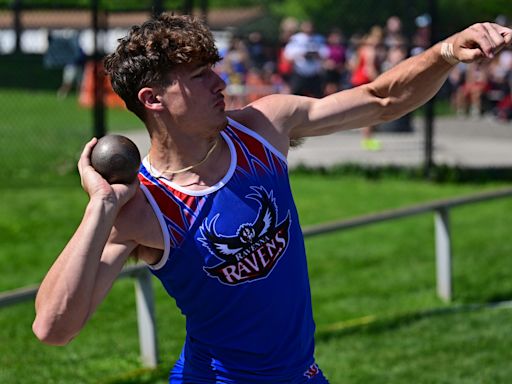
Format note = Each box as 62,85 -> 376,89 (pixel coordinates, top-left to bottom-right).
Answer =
91,0 -> 106,138
12,0 -> 22,53
152,0 -> 164,16
435,208 -> 452,301
134,269 -> 159,367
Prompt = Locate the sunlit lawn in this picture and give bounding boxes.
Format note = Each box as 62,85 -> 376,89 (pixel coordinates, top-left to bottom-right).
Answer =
1,171 -> 511,383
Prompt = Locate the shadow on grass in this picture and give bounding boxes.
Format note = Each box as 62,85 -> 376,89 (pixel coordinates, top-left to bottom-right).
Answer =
316,298 -> 512,342
100,297 -> 512,384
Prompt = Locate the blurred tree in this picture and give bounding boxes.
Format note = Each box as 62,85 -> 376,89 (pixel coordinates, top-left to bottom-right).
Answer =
437,0 -> 511,37
270,0 -> 416,36
0,0 -> 509,36
267,0 -> 511,37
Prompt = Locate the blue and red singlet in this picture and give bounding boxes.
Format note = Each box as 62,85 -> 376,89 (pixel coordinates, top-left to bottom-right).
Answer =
138,118 -> 329,383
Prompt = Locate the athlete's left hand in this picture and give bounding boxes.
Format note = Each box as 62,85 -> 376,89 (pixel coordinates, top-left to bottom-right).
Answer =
449,22 -> 512,63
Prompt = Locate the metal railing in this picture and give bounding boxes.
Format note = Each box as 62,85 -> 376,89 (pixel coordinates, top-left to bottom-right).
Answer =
0,263 -> 158,366
1,186 -> 511,368
302,186 -> 512,302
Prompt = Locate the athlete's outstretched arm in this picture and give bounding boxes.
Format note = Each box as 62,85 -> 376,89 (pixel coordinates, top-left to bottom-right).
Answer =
247,22 -> 511,152
32,139 -> 138,346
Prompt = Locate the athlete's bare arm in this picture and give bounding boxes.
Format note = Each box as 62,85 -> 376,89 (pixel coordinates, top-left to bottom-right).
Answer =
32,139 -> 161,346
238,22 -> 512,155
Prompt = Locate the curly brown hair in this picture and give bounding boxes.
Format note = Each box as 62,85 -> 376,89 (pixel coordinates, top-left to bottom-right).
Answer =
104,14 -> 221,121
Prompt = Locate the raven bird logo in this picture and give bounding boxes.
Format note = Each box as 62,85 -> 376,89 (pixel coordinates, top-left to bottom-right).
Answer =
198,186 -> 291,285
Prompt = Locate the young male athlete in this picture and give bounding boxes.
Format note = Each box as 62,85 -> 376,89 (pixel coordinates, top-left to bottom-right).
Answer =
33,14 -> 511,383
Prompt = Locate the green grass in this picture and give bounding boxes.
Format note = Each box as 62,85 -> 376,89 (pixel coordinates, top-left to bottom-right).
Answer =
317,304 -> 512,383
0,89 -> 142,183
1,172 -> 512,383
1,58 -> 508,382
0,85 -> 459,186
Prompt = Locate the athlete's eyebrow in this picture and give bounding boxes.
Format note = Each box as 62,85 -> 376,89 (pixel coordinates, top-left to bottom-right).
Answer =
191,64 -> 208,76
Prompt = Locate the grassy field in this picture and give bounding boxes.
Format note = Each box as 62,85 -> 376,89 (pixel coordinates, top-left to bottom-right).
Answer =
0,89 -> 142,183
1,170 -> 512,383
0,80 -> 457,184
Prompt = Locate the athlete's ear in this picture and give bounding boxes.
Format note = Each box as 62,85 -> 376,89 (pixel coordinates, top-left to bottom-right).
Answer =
138,87 -> 165,111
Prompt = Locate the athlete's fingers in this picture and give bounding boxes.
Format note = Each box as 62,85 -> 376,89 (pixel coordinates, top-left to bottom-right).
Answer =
497,24 -> 512,45
78,137 -> 97,175
483,23 -> 502,48
472,23 -> 494,58
483,23 -> 512,59
455,23 -> 496,62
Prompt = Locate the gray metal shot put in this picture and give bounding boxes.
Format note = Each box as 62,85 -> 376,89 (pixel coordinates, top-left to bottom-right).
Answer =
90,135 -> 141,184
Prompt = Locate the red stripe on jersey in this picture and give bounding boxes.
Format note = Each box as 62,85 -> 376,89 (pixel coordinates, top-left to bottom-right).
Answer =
253,160 -> 270,175
183,194 -> 199,226
140,177 -> 187,232
233,137 -> 251,173
169,224 -> 185,245
235,128 -> 271,169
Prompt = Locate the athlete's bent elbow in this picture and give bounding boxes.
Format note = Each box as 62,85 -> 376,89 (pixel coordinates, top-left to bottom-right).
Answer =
32,318 -> 75,346
379,96 -> 415,122
373,97 -> 397,122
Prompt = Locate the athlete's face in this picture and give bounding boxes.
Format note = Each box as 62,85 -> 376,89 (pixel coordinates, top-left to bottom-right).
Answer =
159,63 -> 227,136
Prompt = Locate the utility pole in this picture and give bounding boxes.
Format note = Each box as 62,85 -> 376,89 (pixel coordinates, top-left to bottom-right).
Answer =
12,0 -> 22,53
183,0 -> 194,15
199,0 -> 208,22
153,0 -> 164,17
92,0 -> 106,138
424,0 -> 438,178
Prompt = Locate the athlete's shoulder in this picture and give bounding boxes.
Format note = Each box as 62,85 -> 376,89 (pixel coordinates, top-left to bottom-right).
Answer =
112,187 -> 162,250
226,95 -> 292,155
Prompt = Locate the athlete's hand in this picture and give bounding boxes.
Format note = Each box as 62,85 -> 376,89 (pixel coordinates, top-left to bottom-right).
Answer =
78,138 -> 139,208
450,22 -> 512,63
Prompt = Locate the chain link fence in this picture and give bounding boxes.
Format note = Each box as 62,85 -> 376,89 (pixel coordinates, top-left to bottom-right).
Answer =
0,5 -> 156,183
1,2 -> 511,184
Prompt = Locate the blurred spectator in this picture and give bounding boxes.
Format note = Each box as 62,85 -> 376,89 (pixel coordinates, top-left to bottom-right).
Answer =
411,14 -> 431,56
44,30 -> 86,98
221,37 -> 251,109
453,62 -> 490,118
323,28 -> 347,95
485,50 -> 512,117
381,39 -> 407,72
343,32 -> 363,88
490,49 -> 512,121
349,26 -> 383,87
245,63 -> 289,103
246,31 -> 270,70
495,89 -> 512,121
448,62 -> 467,114
221,16 -> 512,125
349,26 -> 384,150
277,17 -> 299,83
58,45 -> 86,98
283,20 -> 329,97
224,37 -> 251,78
384,16 -> 407,49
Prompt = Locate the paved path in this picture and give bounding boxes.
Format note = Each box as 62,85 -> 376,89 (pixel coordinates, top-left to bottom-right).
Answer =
122,116 -> 512,169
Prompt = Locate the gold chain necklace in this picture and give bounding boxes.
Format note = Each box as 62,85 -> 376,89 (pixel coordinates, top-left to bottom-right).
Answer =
148,137 -> 220,177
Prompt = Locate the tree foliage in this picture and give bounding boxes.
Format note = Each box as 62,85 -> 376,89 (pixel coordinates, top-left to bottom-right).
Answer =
1,0 -> 510,38
267,0 -> 511,37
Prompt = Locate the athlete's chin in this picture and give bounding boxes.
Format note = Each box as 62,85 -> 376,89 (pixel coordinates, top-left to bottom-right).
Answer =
215,115 -> 229,131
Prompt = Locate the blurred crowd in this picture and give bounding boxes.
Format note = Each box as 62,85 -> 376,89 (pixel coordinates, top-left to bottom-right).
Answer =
448,51 -> 512,122
215,14 -> 512,127
49,13 -> 512,130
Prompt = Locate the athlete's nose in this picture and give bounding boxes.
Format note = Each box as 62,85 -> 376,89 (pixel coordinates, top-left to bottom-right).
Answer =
212,70 -> 227,93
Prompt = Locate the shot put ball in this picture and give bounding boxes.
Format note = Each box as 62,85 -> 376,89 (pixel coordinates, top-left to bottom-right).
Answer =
90,135 -> 141,184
